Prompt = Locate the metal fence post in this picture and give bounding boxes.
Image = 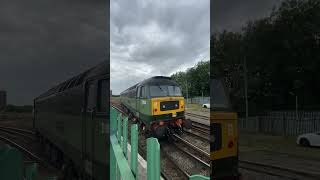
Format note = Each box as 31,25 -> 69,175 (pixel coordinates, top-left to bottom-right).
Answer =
118,113 -> 123,146
123,117 -> 128,159
110,109 -> 117,180
131,124 -> 138,179
147,138 -> 160,180
111,107 -> 117,135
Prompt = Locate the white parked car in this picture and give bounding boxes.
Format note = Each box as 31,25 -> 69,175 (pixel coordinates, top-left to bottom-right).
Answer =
202,103 -> 210,109
296,132 -> 320,147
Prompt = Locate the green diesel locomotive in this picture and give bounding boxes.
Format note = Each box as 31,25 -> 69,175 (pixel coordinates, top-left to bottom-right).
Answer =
120,76 -> 190,138
34,61 -> 109,180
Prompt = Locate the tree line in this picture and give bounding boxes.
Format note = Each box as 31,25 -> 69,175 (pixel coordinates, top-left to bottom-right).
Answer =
171,61 -> 210,98
212,0 -> 320,115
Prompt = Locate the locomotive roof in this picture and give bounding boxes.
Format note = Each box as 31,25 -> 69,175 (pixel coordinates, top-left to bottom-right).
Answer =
121,76 -> 178,94
138,76 -> 178,86
36,60 -> 108,99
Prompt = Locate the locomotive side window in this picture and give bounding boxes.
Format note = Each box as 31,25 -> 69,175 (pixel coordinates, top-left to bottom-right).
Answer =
87,83 -> 96,109
97,80 -> 108,112
137,87 -> 141,98
141,86 -> 147,98
140,86 -> 144,97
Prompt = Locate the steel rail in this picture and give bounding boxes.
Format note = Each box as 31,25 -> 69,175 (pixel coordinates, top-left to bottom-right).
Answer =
0,127 -> 35,140
172,142 -> 210,168
184,130 -> 210,142
239,160 -> 320,180
0,126 -> 35,135
0,135 -> 52,169
173,134 -> 210,159
185,112 -> 209,120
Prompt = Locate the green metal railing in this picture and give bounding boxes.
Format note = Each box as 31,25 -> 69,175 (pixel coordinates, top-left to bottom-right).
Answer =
111,107 -> 161,180
110,106 -> 210,180
0,144 -> 56,180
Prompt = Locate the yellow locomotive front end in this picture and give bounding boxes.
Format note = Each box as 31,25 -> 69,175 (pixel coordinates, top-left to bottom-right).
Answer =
150,96 -> 187,137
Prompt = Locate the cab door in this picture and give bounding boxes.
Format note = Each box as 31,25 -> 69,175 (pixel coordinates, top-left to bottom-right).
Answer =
83,80 -> 97,177
83,79 -> 109,180
93,79 -> 109,180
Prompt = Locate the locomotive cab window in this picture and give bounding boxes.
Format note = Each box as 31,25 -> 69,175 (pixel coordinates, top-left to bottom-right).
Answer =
97,80 -> 108,112
212,78 -> 230,110
140,86 -> 149,98
168,86 -> 182,96
150,85 -> 182,97
87,82 -> 97,110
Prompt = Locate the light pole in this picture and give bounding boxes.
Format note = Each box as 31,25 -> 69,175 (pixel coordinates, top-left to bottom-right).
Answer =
185,80 -> 189,109
244,56 -> 248,121
289,91 -> 298,121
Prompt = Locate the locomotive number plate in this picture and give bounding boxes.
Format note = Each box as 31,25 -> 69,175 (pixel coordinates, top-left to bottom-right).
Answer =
172,112 -> 177,117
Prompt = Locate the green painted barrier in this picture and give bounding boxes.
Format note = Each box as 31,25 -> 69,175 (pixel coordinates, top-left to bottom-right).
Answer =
0,144 -> 23,180
117,113 -> 122,146
147,138 -> 160,180
0,144 -> 57,180
110,135 -> 135,180
25,163 -> 37,180
131,124 -> 138,179
123,117 -> 128,158
110,107 -> 210,180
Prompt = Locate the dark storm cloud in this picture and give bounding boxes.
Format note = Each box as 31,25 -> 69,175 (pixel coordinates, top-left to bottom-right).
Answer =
111,0 -> 210,94
0,0 -> 108,105
211,0 -> 282,33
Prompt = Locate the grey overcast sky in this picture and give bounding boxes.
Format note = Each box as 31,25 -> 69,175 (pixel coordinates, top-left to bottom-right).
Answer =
110,0 -> 210,95
0,0 -> 108,105
212,0 -> 282,33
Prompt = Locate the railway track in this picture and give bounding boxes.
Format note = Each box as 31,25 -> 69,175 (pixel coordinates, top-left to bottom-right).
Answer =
185,112 -> 210,141
185,112 -> 209,120
0,126 -> 51,169
111,101 -> 210,179
160,137 -> 210,178
239,160 -> 320,180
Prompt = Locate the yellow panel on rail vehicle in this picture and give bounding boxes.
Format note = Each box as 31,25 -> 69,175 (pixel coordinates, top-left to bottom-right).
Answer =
211,111 -> 238,160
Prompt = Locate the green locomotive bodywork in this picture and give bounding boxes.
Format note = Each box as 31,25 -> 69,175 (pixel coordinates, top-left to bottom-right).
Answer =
120,76 -> 188,137
34,61 -> 109,180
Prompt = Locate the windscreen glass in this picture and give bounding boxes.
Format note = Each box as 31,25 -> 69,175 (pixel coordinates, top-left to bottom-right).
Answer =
150,85 -> 182,97
211,78 -> 230,109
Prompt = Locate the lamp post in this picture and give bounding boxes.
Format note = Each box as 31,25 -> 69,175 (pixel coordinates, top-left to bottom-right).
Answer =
185,80 -> 189,109
289,91 -> 298,121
